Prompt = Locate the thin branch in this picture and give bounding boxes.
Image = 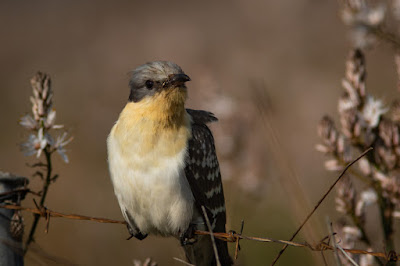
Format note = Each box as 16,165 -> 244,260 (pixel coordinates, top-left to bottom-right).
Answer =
336,245 -> 358,266
234,220 -> 244,260
271,147 -> 373,265
0,188 -> 40,198
326,217 -> 342,266
201,206 -> 221,266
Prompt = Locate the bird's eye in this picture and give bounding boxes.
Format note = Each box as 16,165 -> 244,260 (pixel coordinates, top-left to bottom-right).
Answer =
145,80 -> 154,89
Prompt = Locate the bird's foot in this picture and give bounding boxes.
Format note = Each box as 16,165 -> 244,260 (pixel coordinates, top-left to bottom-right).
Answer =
180,224 -> 197,246
126,231 -> 148,240
126,224 -> 147,240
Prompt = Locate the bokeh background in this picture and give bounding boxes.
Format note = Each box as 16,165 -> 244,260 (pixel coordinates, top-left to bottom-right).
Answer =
0,1 -> 398,265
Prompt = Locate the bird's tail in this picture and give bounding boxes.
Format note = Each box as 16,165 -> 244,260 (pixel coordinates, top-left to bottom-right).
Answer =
183,235 -> 233,266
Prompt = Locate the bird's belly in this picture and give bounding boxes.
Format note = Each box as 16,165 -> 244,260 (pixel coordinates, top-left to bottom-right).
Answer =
108,133 -> 194,236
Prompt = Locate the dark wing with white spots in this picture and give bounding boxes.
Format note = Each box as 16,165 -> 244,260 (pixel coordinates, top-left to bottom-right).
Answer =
185,109 -> 226,230
184,109 -> 232,266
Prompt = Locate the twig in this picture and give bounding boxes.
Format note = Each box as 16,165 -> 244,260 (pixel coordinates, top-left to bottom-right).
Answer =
271,147 -> 373,265
326,217 -> 342,266
234,220 -> 244,260
337,245 -> 358,266
201,206 -> 221,266
0,188 -> 40,198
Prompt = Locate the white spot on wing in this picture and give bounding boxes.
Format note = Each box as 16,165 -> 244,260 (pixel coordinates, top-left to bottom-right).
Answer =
210,205 -> 226,217
205,184 -> 222,198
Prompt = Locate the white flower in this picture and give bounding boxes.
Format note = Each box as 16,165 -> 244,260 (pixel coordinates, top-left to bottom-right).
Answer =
44,109 -> 63,129
19,114 -> 38,130
362,96 -> 387,127
54,132 -> 73,163
21,128 -> 48,158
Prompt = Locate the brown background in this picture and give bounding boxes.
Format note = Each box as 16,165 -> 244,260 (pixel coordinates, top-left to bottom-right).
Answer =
0,1 -> 398,265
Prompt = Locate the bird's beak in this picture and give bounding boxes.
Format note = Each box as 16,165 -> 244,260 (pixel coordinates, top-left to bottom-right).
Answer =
168,73 -> 191,86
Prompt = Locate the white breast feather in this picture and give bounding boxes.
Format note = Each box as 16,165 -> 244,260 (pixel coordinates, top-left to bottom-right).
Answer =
107,119 -> 194,236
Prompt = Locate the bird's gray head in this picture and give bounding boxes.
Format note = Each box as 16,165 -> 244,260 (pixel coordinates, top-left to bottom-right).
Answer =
128,61 -> 191,102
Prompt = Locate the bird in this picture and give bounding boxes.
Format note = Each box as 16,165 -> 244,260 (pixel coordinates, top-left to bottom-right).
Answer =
107,61 -> 232,266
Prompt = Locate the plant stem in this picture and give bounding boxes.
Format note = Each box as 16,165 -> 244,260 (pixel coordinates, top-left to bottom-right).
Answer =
24,148 -> 53,254
374,181 -> 394,251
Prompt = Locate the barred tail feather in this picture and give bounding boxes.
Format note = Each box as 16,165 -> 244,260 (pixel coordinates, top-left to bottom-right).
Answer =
184,236 -> 233,266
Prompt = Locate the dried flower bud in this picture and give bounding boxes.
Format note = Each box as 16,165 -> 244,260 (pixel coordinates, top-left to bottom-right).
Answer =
379,119 -> 399,147
340,83 -> 360,110
317,116 -> 353,162
30,72 -> 53,121
318,116 -> 336,140
339,109 -> 359,138
345,49 -> 366,98
336,177 -> 356,214
317,116 -> 339,151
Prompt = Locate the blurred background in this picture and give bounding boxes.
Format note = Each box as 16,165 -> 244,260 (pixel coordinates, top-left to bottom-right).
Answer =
0,1 -> 399,265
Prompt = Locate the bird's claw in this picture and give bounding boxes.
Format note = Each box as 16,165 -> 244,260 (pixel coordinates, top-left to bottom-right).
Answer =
126,224 -> 148,240
180,224 -> 197,246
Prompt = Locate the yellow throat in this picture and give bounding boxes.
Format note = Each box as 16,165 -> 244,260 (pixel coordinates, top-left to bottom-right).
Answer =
112,87 -> 191,158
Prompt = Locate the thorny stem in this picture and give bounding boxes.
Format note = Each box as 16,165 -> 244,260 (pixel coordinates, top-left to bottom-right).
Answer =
24,147 -> 53,254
